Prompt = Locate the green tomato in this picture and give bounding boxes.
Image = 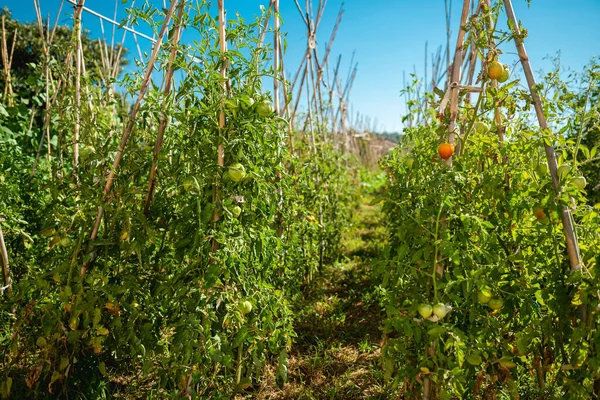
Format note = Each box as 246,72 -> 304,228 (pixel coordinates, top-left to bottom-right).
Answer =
477,286 -> 492,304
58,237 -> 72,247
183,177 -> 196,192
497,65 -> 510,83
239,300 -> 253,315
79,145 -> 95,159
240,96 -> 255,111
40,226 -> 56,237
488,297 -> 504,310
536,162 -> 548,176
473,121 -> 489,134
256,101 -> 274,117
417,303 -> 433,319
406,157 -> 415,169
228,163 -> 246,182
432,303 -> 448,319
571,176 -> 587,190
231,205 -> 242,218
557,164 -> 571,180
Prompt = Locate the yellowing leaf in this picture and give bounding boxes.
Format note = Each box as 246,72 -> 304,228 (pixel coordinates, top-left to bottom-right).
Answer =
96,326 -> 110,336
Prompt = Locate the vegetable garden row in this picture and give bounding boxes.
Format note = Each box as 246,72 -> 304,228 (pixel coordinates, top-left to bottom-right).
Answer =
0,0 -> 599,399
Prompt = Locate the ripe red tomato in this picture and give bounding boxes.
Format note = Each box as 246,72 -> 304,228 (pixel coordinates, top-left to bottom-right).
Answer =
438,143 -> 454,160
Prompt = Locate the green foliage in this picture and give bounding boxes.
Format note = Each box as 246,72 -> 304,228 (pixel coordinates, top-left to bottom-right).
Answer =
0,8 -> 128,93
375,132 -> 401,144
570,60 -> 600,205
378,17 -> 600,399
381,119 -> 600,398
0,3 -> 358,399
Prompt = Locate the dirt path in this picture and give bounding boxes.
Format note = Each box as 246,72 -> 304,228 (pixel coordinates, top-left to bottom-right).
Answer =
248,197 -> 398,399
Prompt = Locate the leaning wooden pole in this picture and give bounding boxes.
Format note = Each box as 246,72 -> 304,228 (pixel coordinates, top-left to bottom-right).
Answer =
424,3 -> 471,400
86,0 -> 179,276
1,16 -> 16,106
0,217 -> 12,297
503,0 -> 582,274
278,33 -> 294,152
273,0 -> 280,117
211,0 -> 228,253
73,0 -> 85,173
445,0 -> 470,166
144,0 -> 185,215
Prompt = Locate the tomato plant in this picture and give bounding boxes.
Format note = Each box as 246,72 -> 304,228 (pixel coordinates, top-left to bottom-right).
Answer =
378,7 -> 600,397
0,3 -> 359,398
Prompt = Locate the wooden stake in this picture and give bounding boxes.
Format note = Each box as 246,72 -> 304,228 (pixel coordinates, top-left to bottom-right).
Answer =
424,3 -> 471,399
277,32 -> 294,152
144,0 -> 186,215
73,0 -> 85,172
445,0 -> 471,165
0,16 -> 16,106
273,0 -> 280,117
503,0 -> 582,273
0,217 -> 12,297
211,0 -> 228,252
87,0 -> 179,257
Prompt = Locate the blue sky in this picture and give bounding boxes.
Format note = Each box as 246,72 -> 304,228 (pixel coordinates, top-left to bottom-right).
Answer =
4,0 -> 600,133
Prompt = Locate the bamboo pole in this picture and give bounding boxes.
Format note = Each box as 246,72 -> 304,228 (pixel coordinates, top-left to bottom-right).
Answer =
211,0 -> 228,252
424,3 -> 471,399
0,217 -> 11,297
273,0 -> 280,118
28,0 -> 65,181
444,0 -> 452,89
1,16 -> 16,106
73,0 -> 85,172
327,54 -> 342,142
445,0 -> 471,165
257,0 -> 274,48
291,63 -> 308,128
144,0 -> 186,215
502,0 -> 582,274
305,3 -> 343,135
34,1 -> 53,162
482,0 -> 505,146
277,31 -> 294,152
87,0 -> 179,262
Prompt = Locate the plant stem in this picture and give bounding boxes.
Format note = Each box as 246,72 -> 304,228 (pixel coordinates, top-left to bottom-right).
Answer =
85,0 -> 179,277
0,217 -> 12,297
144,0 -> 186,215
235,343 -> 243,386
432,200 -> 445,302
572,72 -> 595,167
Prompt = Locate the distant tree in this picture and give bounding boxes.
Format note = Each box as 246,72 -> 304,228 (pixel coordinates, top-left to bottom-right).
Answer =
0,7 -> 128,96
375,131 -> 402,143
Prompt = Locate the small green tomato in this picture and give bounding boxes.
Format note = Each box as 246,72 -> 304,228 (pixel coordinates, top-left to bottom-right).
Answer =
228,163 -> 246,182
239,300 -> 253,315
417,303 -> 433,319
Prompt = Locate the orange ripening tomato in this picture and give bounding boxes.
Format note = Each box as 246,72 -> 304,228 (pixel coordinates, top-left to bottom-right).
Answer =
534,207 -> 545,220
488,61 -> 504,80
438,143 -> 454,160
